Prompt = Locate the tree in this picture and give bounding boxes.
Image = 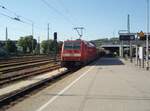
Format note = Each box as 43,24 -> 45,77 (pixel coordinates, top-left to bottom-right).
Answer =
110,37 -> 119,41
24,35 -> 37,53
109,37 -> 119,44
41,39 -> 60,54
17,37 -> 27,53
18,35 -> 37,53
5,39 -> 17,53
41,40 -> 48,54
41,40 -> 53,54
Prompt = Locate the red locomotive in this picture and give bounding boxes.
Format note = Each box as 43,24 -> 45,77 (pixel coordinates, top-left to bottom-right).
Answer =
61,39 -> 98,68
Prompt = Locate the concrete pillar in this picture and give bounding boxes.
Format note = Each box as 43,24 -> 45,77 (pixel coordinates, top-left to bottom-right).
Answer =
135,45 -> 138,66
139,46 -> 144,68
119,45 -> 123,58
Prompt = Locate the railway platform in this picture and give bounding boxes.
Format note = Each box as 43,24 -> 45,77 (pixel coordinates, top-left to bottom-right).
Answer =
3,57 -> 150,111
0,68 -> 67,100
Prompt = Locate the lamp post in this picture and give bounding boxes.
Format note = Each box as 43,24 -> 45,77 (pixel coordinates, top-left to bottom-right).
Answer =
146,0 -> 149,70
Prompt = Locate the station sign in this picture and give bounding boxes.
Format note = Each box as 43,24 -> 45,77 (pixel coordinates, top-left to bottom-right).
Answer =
139,35 -> 150,40
119,35 -> 135,41
138,35 -> 150,41
136,31 -> 150,40
137,31 -> 144,37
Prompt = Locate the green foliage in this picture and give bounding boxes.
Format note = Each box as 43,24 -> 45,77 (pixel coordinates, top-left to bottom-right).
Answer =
109,37 -> 119,44
109,37 -> 119,41
41,39 -> 60,54
17,37 -> 27,53
41,40 -> 50,54
17,35 -> 37,53
5,39 -> 17,53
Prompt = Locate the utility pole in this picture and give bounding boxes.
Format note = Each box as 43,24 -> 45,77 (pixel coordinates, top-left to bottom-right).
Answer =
146,0 -> 149,70
6,27 -> 8,41
74,27 -> 84,39
5,27 -> 8,48
32,23 -> 34,54
47,23 -> 50,55
128,14 -> 132,62
121,40 -> 123,58
32,23 -> 34,36
38,36 -> 40,55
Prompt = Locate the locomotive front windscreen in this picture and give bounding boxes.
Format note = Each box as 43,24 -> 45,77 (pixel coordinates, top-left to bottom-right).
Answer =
64,41 -> 81,50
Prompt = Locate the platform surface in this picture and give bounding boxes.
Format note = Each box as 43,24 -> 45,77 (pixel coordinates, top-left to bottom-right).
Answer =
5,58 -> 150,111
0,68 -> 67,97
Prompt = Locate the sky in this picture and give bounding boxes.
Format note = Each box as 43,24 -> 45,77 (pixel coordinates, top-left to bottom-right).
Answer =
0,0 -> 148,42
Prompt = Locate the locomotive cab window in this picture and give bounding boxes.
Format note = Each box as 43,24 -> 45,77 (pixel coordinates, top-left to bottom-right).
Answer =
64,41 -> 81,50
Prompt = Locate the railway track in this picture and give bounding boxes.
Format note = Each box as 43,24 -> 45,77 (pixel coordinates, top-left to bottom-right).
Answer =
0,56 -> 58,65
0,55 -> 69,109
0,55 -> 49,63
0,63 -> 61,85
0,55 -> 61,85
0,68 -> 69,108
0,58 -> 53,68
0,60 -> 56,74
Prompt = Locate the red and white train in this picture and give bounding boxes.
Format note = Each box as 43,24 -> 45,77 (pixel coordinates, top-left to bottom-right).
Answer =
61,39 -> 98,68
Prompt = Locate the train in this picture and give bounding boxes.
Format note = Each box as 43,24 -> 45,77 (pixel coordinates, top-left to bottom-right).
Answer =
60,39 -> 99,68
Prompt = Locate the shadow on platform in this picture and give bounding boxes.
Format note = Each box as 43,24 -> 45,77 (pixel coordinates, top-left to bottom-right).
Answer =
89,57 -> 124,66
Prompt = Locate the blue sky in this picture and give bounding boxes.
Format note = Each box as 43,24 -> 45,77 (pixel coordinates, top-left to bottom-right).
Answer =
0,0 -> 148,42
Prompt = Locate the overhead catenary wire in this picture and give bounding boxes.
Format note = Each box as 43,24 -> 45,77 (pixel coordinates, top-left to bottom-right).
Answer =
0,12 -> 14,20
0,3 -> 49,43
0,5 -> 31,26
0,4 -> 31,24
41,0 -> 76,27
51,0 -> 84,39
0,4 -> 46,31
0,12 -> 27,24
56,0 -> 79,25
0,4 -> 20,17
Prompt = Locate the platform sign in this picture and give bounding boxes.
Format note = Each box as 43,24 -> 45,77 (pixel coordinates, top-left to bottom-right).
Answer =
138,31 -> 145,37
139,35 -> 150,40
119,35 -> 135,41
137,31 -> 150,40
